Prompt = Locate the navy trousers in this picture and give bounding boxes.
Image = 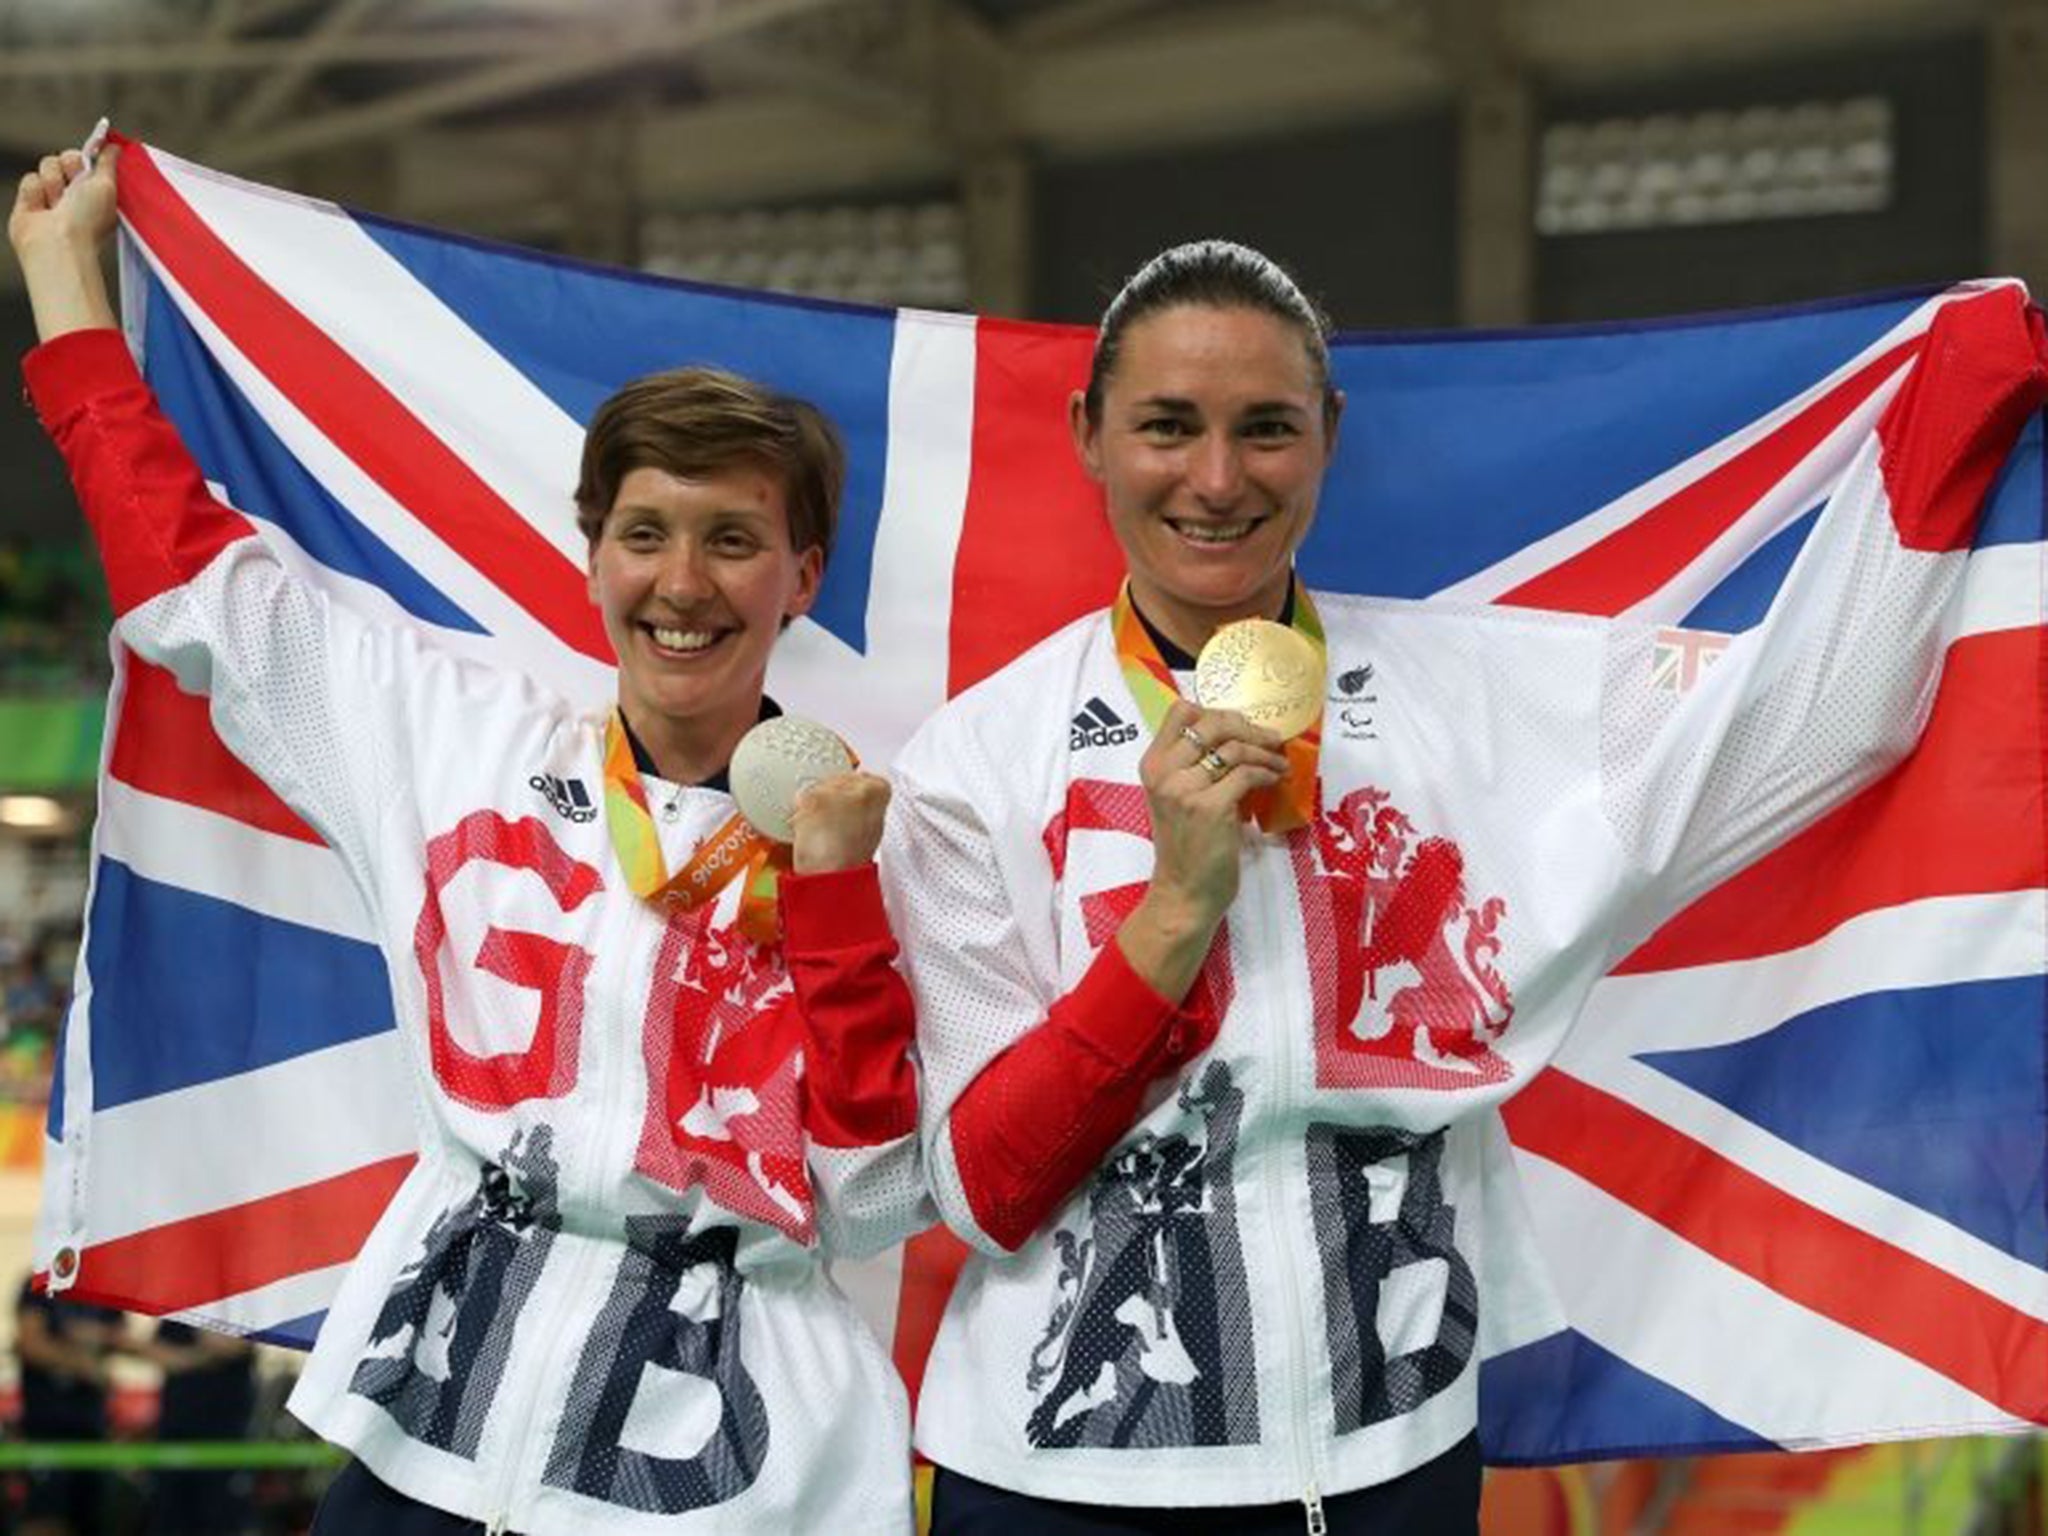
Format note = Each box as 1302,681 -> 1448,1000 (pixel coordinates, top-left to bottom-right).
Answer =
310,1460 -> 505,1536
930,1434 -> 1482,1536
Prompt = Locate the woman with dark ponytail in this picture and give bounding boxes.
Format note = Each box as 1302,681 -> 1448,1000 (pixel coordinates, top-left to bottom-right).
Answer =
883,237 -> 2048,1533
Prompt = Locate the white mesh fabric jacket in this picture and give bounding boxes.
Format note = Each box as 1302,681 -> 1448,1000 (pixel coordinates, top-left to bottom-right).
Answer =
30,331 -> 928,1536
881,284 -> 2046,1508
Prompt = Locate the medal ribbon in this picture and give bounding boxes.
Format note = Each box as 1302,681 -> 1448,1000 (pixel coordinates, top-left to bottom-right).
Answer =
602,712 -> 785,943
1110,578 -> 1326,834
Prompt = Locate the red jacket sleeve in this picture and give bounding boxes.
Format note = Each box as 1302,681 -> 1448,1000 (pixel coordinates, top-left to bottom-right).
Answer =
945,938 -> 1220,1252
24,328 -> 257,616
780,864 -> 919,1148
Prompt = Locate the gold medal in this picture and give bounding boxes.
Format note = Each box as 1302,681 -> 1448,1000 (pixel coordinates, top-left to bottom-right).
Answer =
728,716 -> 856,844
1193,618 -> 1326,740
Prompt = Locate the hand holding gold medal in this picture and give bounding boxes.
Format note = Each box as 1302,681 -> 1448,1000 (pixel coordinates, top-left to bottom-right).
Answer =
1188,616 -> 1326,833
1191,618 -> 1326,742
1112,583 -> 1327,842
730,716 -> 889,873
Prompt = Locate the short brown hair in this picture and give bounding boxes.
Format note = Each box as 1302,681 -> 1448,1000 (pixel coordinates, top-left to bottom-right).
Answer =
574,366 -> 844,566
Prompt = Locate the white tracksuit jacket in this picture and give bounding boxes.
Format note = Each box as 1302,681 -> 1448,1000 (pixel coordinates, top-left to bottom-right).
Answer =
881,284 -> 2047,1510
29,329 -> 930,1536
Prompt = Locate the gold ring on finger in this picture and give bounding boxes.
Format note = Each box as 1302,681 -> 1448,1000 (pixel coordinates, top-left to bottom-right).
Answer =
1199,748 -> 1230,781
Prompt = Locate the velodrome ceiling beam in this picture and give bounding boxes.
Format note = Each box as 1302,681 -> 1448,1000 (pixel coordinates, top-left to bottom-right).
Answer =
241,0 -> 330,32
1022,5 -> 1441,158
922,0 -> 1030,315
336,0 -> 1988,249
1438,0 -> 1535,325
0,29 -> 602,80
218,0 -> 400,140
392,90 -> 953,227
8,93 -> 75,159
208,0 -> 842,171
555,97 -> 648,266
1008,0 -> 1178,49
633,92 -> 949,205
182,0 -> 249,130
391,4 -> 1444,226
1988,0 -> 2048,294
1525,0 -> 1980,82
388,122 -> 570,232
923,0 -> 1016,146
702,35 -> 926,129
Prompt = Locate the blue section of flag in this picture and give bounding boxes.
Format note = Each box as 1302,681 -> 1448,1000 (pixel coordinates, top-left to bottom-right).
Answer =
140,269 -> 485,634
1313,295 -> 1926,597
1667,410 -> 2042,633
1680,504 -> 1822,633
1978,412 -> 2048,549
1643,974 -> 2048,1268
83,860 -> 396,1110
1479,1328 -> 1771,1463
248,1310 -> 326,1349
140,268 -> 483,634
352,214 -> 896,655
46,1007 -> 68,1140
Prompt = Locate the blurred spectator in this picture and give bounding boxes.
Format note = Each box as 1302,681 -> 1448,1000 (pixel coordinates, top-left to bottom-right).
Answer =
0,932 -> 66,1115
14,1274 -> 126,1536
2,935 -> 62,1042
0,537 -> 111,693
142,1321 -> 256,1536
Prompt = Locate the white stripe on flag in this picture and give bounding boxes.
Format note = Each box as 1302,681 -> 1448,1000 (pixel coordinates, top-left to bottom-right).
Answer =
767,307 -> 976,765
120,224 -> 610,705
1612,368 -> 1906,625
173,1260 -> 357,1337
95,778 -> 376,941
1515,1153 -> 2023,1444
1431,287 -> 2020,608
84,1032 -> 415,1244
1569,889 -> 2048,1064
1953,541 -> 2048,639
222,488 -> 542,676
152,150 -> 591,568
1579,1048 -> 2048,1319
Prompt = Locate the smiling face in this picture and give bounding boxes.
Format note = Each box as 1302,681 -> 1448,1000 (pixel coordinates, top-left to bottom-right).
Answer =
587,464 -> 821,771
1071,302 -> 1339,654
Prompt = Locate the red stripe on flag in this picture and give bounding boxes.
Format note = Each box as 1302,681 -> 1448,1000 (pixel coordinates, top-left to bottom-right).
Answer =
110,651 -> 324,843
1616,625 -> 2048,973
1503,1070 -> 2048,1423
116,143 -> 611,663
949,318 -> 1124,696
1498,338 -> 1916,617
66,1154 -> 416,1318
893,1227 -> 971,1412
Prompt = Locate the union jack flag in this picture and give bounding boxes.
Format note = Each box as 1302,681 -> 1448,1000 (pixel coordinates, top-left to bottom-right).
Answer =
37,137 -> 2048,1463
1648,627 -> 1730,694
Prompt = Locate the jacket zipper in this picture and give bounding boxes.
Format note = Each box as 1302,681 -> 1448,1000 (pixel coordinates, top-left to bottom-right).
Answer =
485,829 -> 640,1534
479,1138 -> 610,1535
1248,838 -> 1324,1526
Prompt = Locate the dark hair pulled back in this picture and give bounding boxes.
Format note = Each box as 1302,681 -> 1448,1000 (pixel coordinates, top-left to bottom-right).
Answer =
1082,239 -> 1337,427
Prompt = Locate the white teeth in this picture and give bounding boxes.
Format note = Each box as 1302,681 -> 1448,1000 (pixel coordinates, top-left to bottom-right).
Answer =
649,626 -> 718,652
1170,520 -> 1258,544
